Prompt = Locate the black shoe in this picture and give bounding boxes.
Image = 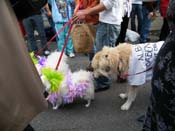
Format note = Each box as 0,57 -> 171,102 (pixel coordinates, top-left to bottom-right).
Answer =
23,124 -> 35,131
43,50 -> 51,56
94,75 -> 111,92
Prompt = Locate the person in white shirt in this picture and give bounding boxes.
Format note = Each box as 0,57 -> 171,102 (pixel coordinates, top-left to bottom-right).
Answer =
74,0 -> 124,51
73,0 -> 124,91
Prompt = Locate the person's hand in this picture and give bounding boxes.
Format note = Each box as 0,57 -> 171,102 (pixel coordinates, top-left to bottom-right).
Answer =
72,9 -> 89,23
47,11 -> 52,18
148,12 -> 154,19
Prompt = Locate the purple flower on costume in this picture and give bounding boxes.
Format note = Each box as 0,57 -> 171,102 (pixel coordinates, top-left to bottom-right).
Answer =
63,71 -> 90,104
47,91 -> 61,106
38,57 -> 47,67
75,82 -> 89,98
47,71 -> 91,108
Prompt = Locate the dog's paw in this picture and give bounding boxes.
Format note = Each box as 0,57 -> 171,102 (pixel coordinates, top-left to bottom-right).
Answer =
121,103 -> 131,111
85,99 -> 91,107
85,103 -> 90,107
119,93 -> 127,99
52,105 -> 58,110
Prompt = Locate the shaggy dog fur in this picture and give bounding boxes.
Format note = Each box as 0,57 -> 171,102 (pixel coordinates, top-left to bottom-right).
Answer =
37,52 -> 95,109
92,42 -> 164,110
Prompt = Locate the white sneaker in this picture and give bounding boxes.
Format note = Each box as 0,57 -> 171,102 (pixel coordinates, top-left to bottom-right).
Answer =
68,53 -> 75,58
44,50 -> 50,56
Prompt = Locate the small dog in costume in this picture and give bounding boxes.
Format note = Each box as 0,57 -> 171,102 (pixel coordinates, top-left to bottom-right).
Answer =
32,52 -> 95,109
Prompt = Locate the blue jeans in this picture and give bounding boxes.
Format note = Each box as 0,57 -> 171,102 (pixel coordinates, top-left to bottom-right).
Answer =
55,23 -> 74,54
95,22 -> 120,52
23,14 -> 47,53
131,4 -> 143,34
140,6 -> 152,43
89,22 -> 120,61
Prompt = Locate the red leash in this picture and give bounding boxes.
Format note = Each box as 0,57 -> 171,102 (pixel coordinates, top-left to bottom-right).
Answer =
55,24 -> 73,70
122,67 -> 153,79
35,18 -> 72,56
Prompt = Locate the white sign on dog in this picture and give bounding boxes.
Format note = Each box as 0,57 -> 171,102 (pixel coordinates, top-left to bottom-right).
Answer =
128,41 -> 164,86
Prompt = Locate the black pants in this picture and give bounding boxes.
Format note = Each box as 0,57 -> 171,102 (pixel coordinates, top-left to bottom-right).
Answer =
115,15 -> 130,46
159,18 -> 170,41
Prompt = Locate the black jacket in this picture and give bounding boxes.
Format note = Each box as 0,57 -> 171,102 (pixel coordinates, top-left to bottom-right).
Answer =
10,0 -> 47,20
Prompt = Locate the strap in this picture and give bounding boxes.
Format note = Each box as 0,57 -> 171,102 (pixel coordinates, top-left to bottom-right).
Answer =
122,67 -> 153,79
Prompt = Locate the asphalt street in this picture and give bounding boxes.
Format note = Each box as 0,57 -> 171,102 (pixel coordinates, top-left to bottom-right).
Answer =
30,15 -> 163,131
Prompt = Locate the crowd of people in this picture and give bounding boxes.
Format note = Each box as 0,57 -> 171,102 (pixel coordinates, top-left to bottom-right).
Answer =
0,0 -> 174,130
20,0 -> 170,60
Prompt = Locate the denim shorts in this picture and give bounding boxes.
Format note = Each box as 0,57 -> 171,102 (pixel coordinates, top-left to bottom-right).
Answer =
95,22 -> 121,52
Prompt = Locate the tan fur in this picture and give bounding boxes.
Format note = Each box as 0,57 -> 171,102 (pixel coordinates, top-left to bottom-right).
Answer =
91,44 -> 136,111
92,43 -> 132,77
92,42 -> 163,110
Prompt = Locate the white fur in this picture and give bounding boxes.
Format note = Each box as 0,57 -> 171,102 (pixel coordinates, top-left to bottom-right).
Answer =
40,52 -> 94,109
71,70 -> 95,107
45,51 -> 69,75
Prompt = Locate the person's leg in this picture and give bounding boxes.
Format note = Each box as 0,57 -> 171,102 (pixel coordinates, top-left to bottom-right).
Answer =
88,24 -> 97,61
88,45 -> 95,61
131,4 -> 137,32
65,25 -> 75,57
116,15 -> 129,46
55,23 -> 65,52
86,24 -> 100,71
33,14 -> 48,51
159,18 -> 170,41
96,22 -> 120,52
140,6 -> 152,43
95,22 -> 108,52
136,4 -> 143,34
23,17 -> 38,53
87,26 -> 97,71
48,17 -> 56,33
86,44 -> 95,71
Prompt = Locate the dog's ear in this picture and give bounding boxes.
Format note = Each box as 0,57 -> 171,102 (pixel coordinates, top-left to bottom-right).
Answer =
118,57 -> 126,75
91,52 -> 102,69
118,58 -> 123,71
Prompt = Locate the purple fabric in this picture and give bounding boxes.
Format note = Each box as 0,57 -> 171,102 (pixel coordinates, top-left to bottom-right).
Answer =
47,71 -> 90,106
38,56 -> 47,67
63,71 -> 90,104
47,91 -> 61,106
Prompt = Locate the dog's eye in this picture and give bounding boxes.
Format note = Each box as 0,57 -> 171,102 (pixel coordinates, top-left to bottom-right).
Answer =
105,54 -> 108,58
105,66 -> 110,72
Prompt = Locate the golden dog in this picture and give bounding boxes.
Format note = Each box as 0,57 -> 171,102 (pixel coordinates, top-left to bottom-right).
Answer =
92,41 -> 164,110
